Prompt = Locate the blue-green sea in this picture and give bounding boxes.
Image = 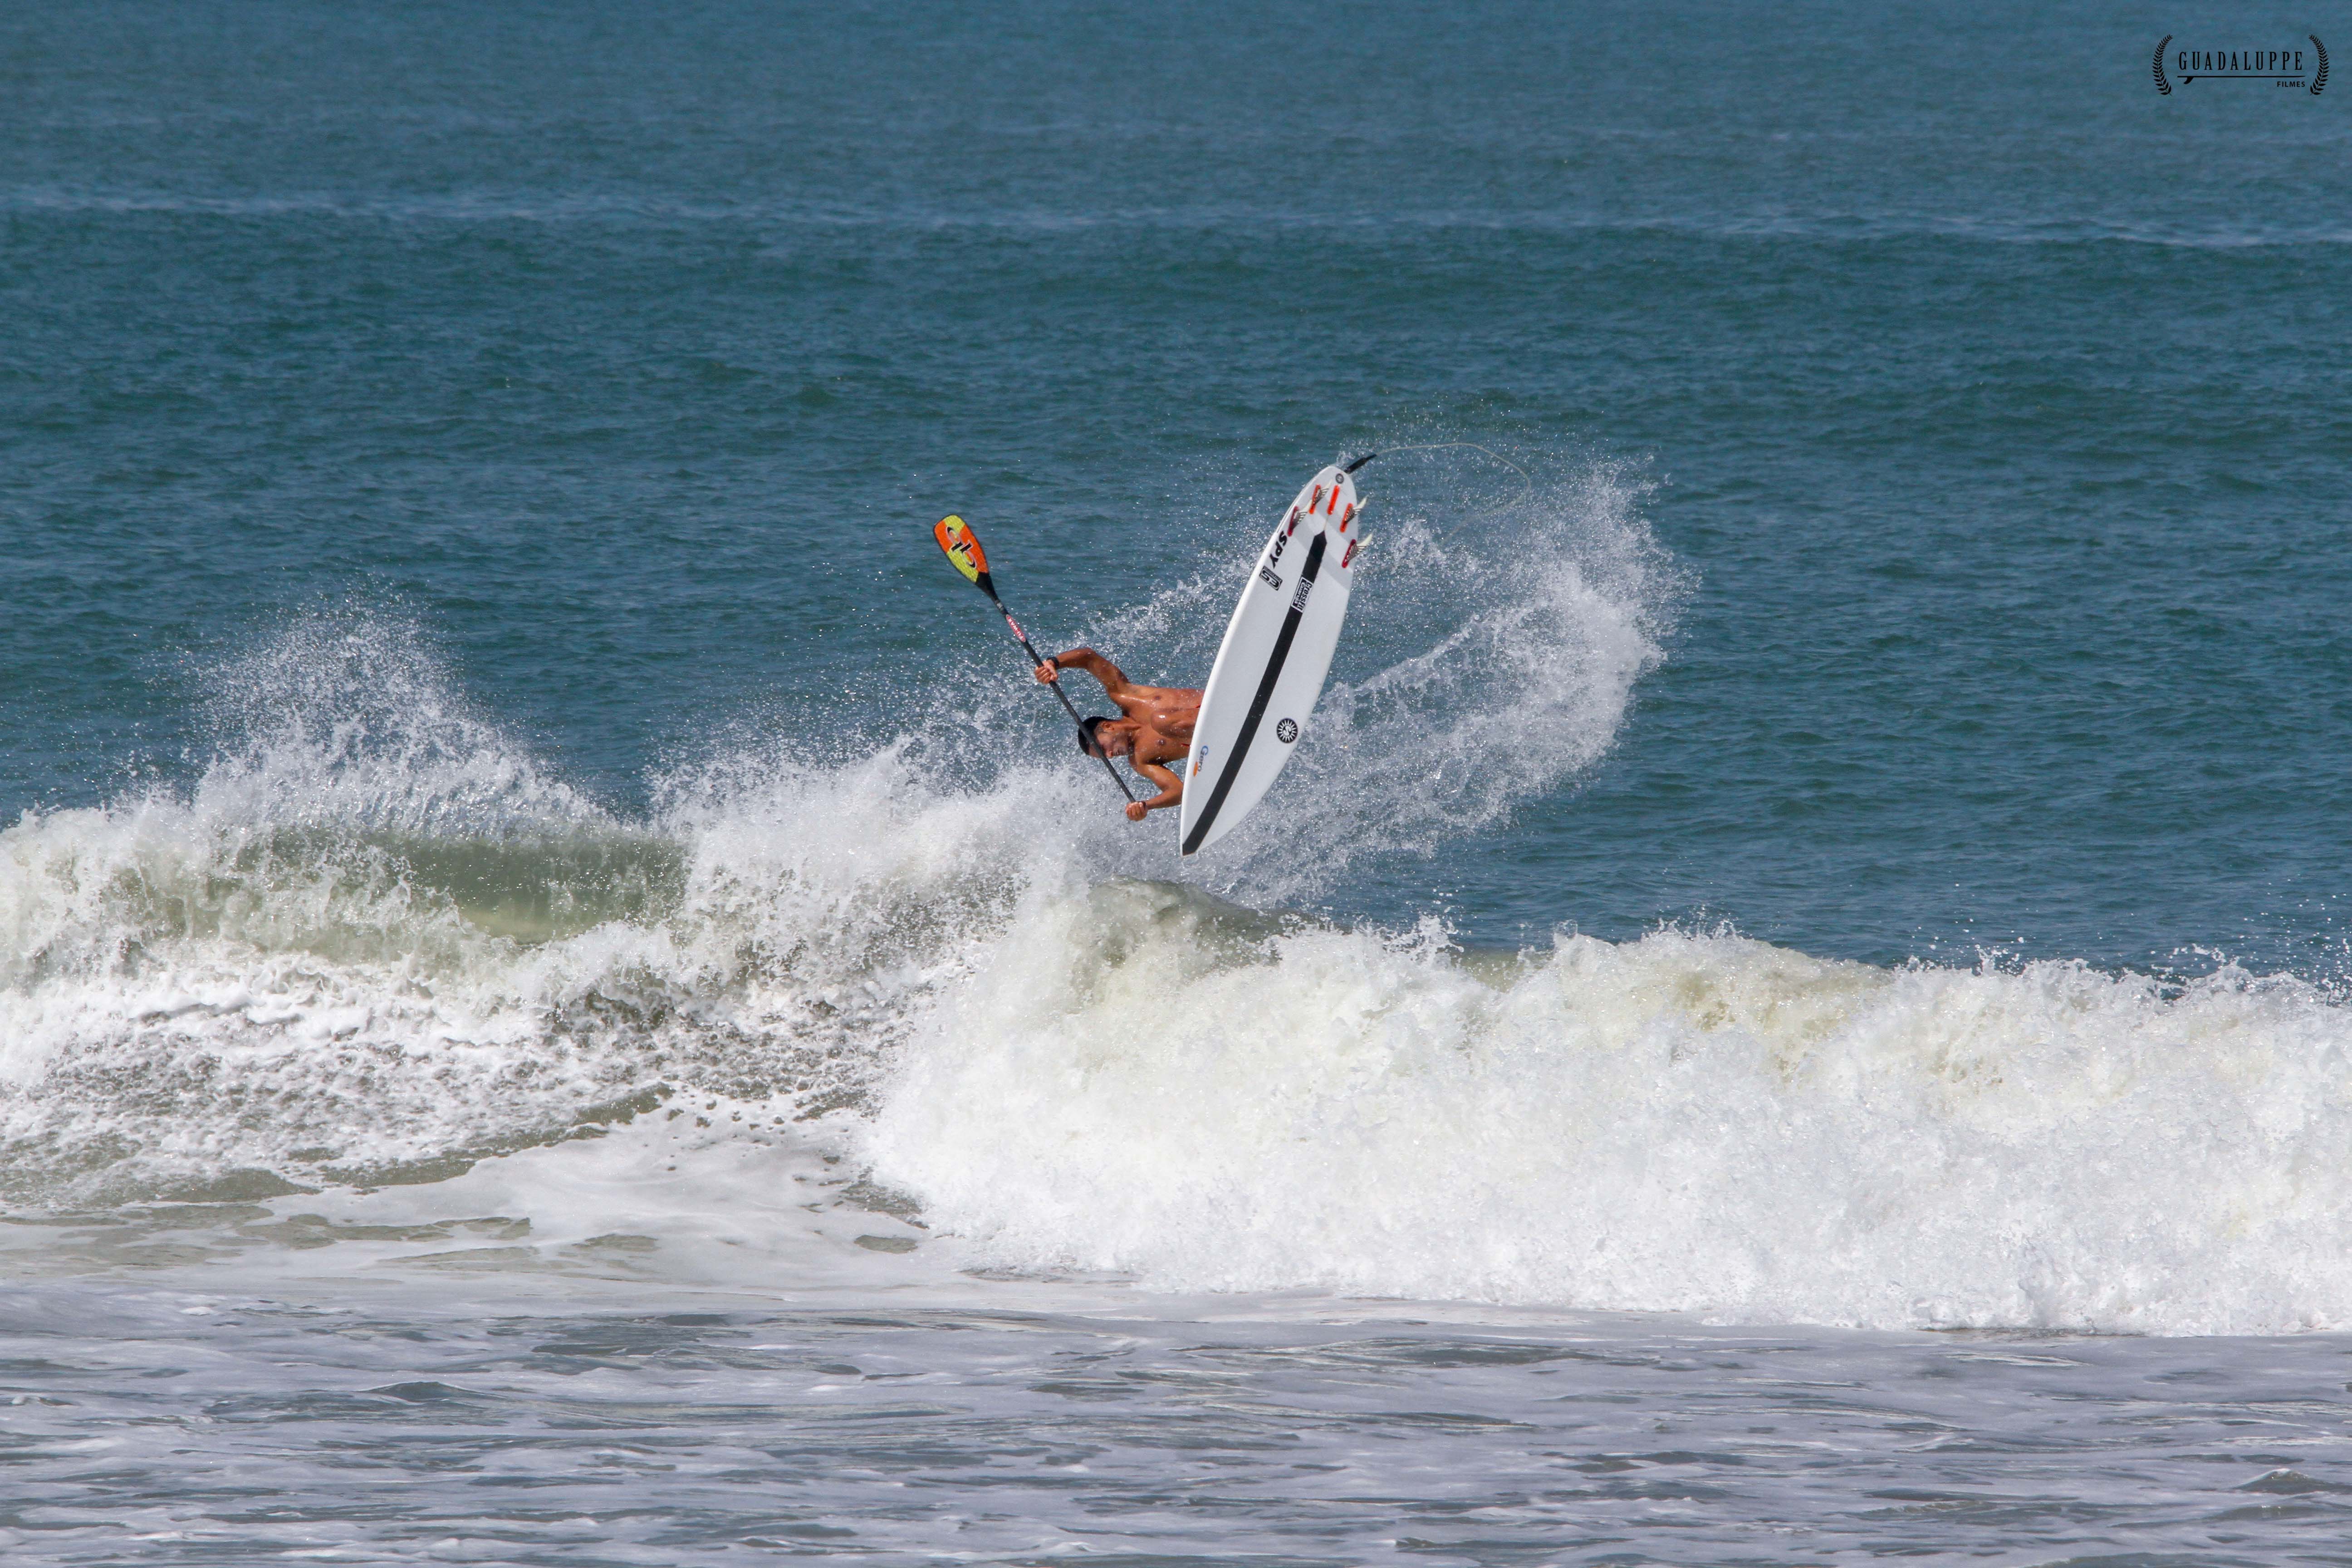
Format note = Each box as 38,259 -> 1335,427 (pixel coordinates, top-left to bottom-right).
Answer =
7,4 -> 2352,1563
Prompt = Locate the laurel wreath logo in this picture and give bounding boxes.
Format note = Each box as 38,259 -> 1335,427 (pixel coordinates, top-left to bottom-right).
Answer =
2153,33 -> 2326,94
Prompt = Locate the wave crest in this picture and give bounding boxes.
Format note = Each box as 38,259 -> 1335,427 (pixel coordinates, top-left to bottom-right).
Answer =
865,911 -> 2352,1335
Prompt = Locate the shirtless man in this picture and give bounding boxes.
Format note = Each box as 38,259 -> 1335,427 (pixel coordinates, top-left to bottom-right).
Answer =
1034,648 -> 1200,822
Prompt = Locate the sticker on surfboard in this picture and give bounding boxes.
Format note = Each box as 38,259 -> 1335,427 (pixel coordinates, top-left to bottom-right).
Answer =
1178,464 -> 1363,856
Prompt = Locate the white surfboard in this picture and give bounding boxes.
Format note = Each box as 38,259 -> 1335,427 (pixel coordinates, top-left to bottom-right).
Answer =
1179,463 -> 1364,856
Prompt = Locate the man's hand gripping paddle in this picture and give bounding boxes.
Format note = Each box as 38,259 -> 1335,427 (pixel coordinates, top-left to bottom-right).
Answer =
933,515 -> 1139,804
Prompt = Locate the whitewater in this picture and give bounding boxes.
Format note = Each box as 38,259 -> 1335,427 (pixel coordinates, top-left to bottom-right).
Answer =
15,0 -> 2352,1556
7,466 -> 2348,1343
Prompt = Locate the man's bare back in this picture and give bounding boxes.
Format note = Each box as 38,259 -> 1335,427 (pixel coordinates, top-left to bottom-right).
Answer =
1034,648 -> 1200,822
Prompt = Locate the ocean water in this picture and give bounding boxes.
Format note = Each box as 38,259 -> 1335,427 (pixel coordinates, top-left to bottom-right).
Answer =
7,1 -> 2352,1562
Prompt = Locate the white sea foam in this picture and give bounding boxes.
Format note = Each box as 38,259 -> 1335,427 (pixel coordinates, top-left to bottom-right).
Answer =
864,902 -> 2352,1335
13,471 -> 2351,1333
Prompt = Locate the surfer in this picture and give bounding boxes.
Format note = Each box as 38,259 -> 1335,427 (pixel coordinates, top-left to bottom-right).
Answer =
1034,649 -> 1200,822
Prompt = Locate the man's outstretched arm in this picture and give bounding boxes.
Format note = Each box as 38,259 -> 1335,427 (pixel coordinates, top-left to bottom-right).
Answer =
1124,761 -> 1184,822
1034,647 -> 1131,695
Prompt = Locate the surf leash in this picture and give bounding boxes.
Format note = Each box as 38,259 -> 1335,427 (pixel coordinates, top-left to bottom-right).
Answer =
1341,441 -> 1533,528
933,514 -> 1139,804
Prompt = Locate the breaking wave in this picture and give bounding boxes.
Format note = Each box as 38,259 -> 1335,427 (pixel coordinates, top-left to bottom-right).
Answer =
870,907 -> 2352,1334
8,463 -> 2351,1334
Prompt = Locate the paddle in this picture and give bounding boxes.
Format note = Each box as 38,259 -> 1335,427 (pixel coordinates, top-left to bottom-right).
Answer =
933,514 -> 1138,804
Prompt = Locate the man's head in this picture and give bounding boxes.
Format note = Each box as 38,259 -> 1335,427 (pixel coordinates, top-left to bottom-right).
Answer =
1078,716 -> 1132,760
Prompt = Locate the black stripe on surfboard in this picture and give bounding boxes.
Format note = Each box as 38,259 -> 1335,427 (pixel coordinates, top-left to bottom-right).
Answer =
1182,529 -> 1328,856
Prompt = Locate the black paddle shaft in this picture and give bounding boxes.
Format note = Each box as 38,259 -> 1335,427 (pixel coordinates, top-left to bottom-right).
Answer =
978,583 -> 1139,805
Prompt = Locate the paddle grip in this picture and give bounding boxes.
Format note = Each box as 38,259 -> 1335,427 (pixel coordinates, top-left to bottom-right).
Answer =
994,600 -> 1139,804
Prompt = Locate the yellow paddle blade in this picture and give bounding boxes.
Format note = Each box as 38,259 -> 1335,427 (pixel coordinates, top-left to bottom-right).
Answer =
934,515 -> 990,586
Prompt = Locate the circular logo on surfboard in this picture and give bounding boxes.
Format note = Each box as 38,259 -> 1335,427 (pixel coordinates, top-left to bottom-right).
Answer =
1275,719 -> 1298,743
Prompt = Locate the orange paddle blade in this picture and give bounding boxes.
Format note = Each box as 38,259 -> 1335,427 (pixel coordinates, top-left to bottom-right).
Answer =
934,515 -> 991,587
